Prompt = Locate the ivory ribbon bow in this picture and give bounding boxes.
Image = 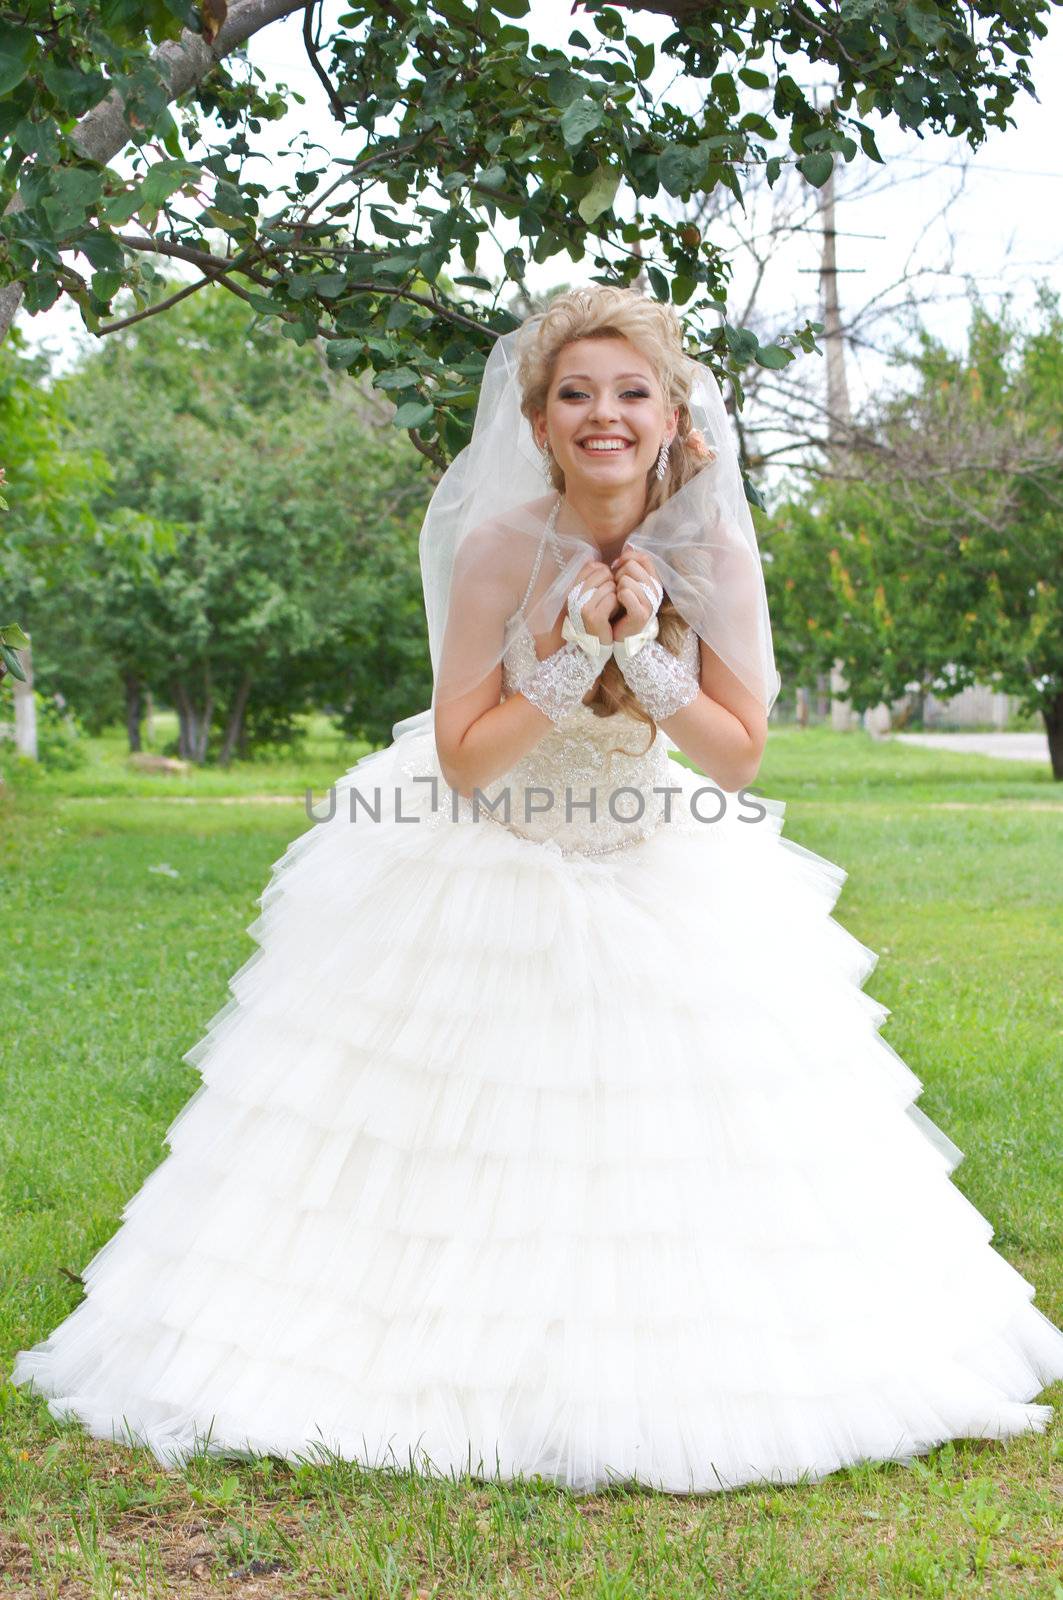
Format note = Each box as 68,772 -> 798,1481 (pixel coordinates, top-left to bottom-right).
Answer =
560,613 -> 660,663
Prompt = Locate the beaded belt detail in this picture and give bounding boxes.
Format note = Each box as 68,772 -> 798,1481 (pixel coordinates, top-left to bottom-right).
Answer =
475,803 -> 662,859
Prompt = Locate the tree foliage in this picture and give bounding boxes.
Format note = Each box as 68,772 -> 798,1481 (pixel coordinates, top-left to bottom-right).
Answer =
764,289 -> 1063,775
5,284 -> 433,757
0,0 -> 1053,469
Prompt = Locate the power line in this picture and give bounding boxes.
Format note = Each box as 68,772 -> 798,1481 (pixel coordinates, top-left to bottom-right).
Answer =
887,154 -> 1063,180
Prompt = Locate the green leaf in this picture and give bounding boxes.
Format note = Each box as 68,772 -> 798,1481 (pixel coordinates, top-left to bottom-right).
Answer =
798,152 -> 834,188
632,40 -> 655,79
91,269 -> 123,301
858,124 -> 883,164
547,69 -> 582,109
140,159 -> 199,208
671,275 -> 697,306
375,366 -> 423,391
754,342 -> 794,369
99,186 -> 144,227
40,59 -> 107,118
325,338 -> 363,369
393,400 -> 435,428
577,166 -> 621,224
80,232 -> 124,271
213,179 -> 250,218
311,273 -> 346,299
0,623 -> 31,647
743,474 -> 766,512
385,298 -> 416,328
739,111 -> 777,139
418,243 -> 449,282
560,97 -> 603,149
724,324 -> 760,365
244,293 -> 286,316
12,116 -> 60,163
711,72 -> 740,117
492,0 -> 530,15
738,67 -> 770,89
647,265 -> 669,302
41,167 -> 105,235
0,643 -> 26,681
658,144 -> 697,197
905,2 -> 945,45
0,22 -> 35,96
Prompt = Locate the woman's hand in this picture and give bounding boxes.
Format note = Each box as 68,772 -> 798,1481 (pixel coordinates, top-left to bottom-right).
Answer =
611,548 -> 663,642
550,559 -> 618,646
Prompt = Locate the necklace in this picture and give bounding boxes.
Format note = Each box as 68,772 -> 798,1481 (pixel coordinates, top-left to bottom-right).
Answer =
516,495 -> 565,618
545,493 -> 565,571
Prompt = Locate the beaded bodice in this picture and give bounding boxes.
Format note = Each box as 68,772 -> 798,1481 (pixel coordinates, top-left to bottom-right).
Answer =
473,572 -> 701,857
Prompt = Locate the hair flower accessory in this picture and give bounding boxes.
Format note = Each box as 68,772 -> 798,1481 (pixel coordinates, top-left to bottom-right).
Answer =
684,427 -> 716,462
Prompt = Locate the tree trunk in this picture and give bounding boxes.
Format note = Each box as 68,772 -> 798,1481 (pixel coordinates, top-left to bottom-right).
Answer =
829,658 -> 856,731
814,671 -> 829,721
1043,691 -> 1063,781
172,679 -> 198,762
144,689 -> 155,746
13,640 -> 37,760
172,676 -> 217,763
193,665 -> 213,764
218,671 -> 253,767
124,673 -> 143,752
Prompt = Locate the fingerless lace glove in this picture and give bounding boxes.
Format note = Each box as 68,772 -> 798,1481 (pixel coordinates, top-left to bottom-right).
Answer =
613,630 -> 700,721
517,576 -> 701,727
517,579 -> 612,728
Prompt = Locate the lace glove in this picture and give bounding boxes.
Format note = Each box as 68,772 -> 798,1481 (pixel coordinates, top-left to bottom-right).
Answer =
613,625 -> 701,720
518,579 -> 612,727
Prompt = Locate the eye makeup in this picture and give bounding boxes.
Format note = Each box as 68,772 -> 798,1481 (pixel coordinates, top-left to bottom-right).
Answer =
557,386 -> 651,399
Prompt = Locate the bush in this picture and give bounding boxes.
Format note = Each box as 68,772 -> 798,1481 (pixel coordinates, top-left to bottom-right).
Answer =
34,693 -> 87,771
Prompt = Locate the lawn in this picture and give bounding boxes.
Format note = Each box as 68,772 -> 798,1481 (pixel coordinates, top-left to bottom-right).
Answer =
1,719 -> 1061,1598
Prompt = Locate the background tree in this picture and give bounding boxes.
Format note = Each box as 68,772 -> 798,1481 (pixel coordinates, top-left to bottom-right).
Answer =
764,289 -> 1063,775
6,284 -> 432,760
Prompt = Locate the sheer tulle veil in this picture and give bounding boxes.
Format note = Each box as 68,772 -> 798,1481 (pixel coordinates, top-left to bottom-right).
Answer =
391,314 -> 780,744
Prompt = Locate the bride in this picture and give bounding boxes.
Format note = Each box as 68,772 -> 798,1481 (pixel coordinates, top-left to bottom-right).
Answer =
11,284 -> 1063,1495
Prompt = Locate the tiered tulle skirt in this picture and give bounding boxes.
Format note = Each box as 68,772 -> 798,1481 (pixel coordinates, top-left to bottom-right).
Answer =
10,723 -> 1063,1492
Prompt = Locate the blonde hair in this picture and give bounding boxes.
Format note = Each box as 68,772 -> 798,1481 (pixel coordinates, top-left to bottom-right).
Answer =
515,285 -> 714,746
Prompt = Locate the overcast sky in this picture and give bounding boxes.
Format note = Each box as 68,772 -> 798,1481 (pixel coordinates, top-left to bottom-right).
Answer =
16,0 -> 1062,423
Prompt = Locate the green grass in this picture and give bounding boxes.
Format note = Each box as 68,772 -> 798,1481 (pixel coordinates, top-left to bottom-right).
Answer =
1,721 -> 1061,1597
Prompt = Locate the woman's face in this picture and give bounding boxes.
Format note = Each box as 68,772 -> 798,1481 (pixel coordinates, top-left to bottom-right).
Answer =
532,336 -> 677,494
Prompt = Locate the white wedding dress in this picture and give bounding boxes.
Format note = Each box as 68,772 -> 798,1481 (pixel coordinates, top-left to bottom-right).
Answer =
11,609 -> 1063,1494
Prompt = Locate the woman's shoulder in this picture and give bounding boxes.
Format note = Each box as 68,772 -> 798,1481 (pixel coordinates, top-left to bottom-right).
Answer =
452,494 -> 559,618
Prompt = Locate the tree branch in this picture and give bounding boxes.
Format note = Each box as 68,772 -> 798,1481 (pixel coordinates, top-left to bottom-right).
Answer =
302,0 -> 350,125
0,0 -> 307,342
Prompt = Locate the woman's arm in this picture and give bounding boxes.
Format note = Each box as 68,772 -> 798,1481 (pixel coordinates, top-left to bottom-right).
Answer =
436,683 -> 558,798
435,557 -> 618,798
654,640 -> 767,792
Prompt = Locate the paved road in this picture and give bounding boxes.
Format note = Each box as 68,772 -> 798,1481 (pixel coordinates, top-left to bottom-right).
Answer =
892,731 -> 1050,763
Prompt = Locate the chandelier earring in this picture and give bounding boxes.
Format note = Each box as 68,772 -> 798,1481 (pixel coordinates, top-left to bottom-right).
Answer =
655,439 -> 671,481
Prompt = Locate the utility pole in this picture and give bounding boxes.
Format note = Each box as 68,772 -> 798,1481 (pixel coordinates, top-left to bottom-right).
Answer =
820,161 -> 852,453
819,157 -> 857,731
818,157 -> 893,738
13,639 -> 38,761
